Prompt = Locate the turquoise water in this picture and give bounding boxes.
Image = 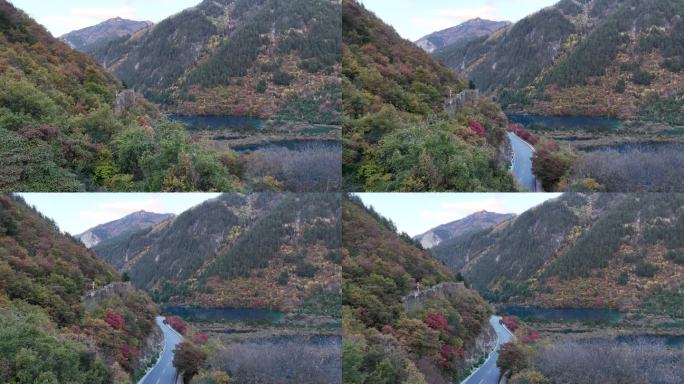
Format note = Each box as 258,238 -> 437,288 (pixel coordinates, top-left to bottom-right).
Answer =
164,306 -> 284,323
169,115 -> 265,131
506,113 -> 623,131
502,306 -> 624,323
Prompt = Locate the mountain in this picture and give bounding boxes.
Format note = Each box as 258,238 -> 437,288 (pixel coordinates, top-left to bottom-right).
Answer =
414,210 -> 515,249
342,195 -> 492,383
342,0 -> 515,192
434,0 -> 684,122
76,210 -> 174,248
61,17 -> 153,53
0,194 -> 158,382
0,0 -> 238,192
431,193 -> 684,315
91,193 -> 341,312
415,18 -> 511,53
89,0 -> 341,121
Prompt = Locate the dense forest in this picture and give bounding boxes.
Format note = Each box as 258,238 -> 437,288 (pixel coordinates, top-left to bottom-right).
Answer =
91,0 -> 341,122
92,193 -> 341,312
342,0 -> 515,192
431,193 -> 684,314
0,0 -> 244,192
343,195 -> 491,383
0,194 -> 157,383
435,0 -> 684,122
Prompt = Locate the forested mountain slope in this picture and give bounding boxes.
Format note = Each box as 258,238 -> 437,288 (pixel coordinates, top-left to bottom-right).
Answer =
90,0 -> 341,122
342,0 -> 515,192
415,18 -> 511,53
92,193 -> 341,312
0,0 -> 240,191
434,0 -> 684,123
432,193 -> 684,315
76,211 -> 174,248
414,210 -> 514,249
61,18 -> 153,53
343,195 -> 491,383
0,194 -> 157,383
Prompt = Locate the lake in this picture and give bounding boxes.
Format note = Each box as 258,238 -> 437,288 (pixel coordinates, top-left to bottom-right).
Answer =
164,306 -> 284,323
169,114 -> 265,131
506,113 -> 623,132
502,306 -> 624,323
229,139 -> 341,153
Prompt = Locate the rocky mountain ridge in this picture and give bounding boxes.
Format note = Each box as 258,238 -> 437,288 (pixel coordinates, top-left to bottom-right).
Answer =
415,18 -> 511,53
414,210 -> 515,249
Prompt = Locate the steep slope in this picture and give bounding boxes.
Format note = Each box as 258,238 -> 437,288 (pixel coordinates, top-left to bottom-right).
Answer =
90,0 -> 341,122
0,194 -> 158,383
92,193 -> 341,312
0,0 -> 239,192
434,0 -> 684,122
343,195 -> 492,383
415,18 -> 511,53
76,211 -> 174,248
414,210 -> 515,249
342,0 -> 515,192
432,193 -> 684,314
61,18 -> 153,53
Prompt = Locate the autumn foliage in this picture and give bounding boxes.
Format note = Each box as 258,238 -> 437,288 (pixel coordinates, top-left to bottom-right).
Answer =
508,123 -> 538,145
424,311 -> 449,331
502,316 -> 519,332
468,118 -> 486,137
104,310 -> 126,330
166,316 -> 186,335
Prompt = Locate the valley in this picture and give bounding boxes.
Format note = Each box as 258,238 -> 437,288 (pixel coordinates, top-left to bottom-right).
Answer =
351,192 -> 684,384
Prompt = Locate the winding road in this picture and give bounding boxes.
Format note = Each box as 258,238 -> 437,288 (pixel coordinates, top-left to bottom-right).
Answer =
507,132 -> 539,192
462,316 -> 514,384
139,316 -> 183,384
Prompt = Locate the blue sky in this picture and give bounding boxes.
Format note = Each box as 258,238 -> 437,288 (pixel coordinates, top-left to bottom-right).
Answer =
359,0 -> 559,41
356,193 -> 560,236
18,193 -> 219,235
9,0 -> 200,36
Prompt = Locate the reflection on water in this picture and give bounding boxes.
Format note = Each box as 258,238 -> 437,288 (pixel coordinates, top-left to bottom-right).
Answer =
579,142 -> 684,153
506,113 -> 622,131
169,115 -> 265,131
164,306 -> 284,323
502,306 -> 623,323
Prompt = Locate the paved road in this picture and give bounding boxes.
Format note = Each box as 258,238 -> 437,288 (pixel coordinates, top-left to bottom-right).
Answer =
139,316 -> 183,384
507,132 -> 539,192
462,316 -> 514,384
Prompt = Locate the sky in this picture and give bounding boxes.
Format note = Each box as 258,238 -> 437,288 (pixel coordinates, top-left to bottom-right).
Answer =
18,193 -> 220,235
9,0 -> 201,36
356,193 -> 561,236
359,0 -> 559,41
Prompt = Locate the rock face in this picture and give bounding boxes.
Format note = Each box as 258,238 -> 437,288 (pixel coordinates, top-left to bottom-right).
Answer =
430,193 -> 684,312
76,211 -> 174,248
433,0 -> 684,121
414,210 -> 514,249
61,17 -> 153,53
415,18 -> 511,53
86,0 -> 341,120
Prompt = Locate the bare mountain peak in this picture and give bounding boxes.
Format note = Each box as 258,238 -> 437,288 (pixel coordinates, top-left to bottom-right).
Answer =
76,211 -> 174,248
414,211 -> 515,249
415,18 -> 511,52
61,18 -> 154,52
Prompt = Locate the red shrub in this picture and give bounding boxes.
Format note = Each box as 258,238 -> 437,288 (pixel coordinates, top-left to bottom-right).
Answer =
424,311 -> 448,331
501,316 -> 519,332
192,332 -> 209,345
521,329 -> 541,344
104,310 -> 125,330
468,118 -> 486,137
166,316 -> 186,335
